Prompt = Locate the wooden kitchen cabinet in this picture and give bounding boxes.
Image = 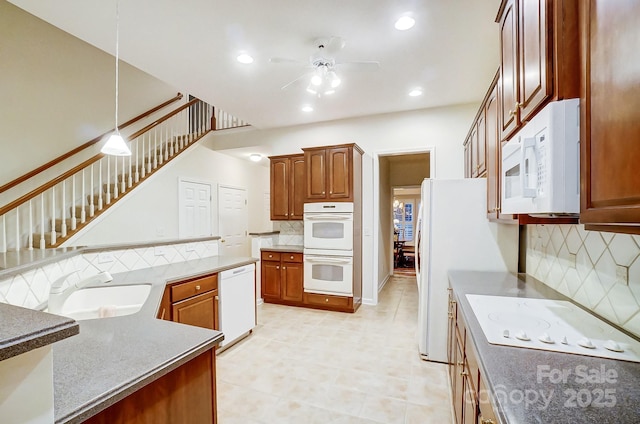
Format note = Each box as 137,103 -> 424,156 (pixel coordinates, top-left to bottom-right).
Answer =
269,154 -> 305,220
496,0 -> 579,141
448,289 -> 496,424
84,348 -> 217,424
261,250 -> 304,305
579,0 -> 640,231
158,273 -> 219,331
303,144 -> 363,203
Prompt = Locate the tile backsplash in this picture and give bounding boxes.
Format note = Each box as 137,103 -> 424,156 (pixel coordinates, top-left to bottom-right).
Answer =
0,239 -> 218,309
527,224 -> 640,338
275,221 -> 303,246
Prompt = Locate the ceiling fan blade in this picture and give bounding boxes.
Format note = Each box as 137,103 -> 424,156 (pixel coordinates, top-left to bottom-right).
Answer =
269,57 -> 305,65
336,61 -> 380,71
280,72 -> 311,90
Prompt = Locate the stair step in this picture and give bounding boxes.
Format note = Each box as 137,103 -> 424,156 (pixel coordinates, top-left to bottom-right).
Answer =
102,182 -> 128,194
51,218 -> 79,233
71,205 -> 93,217
31,233 -> 55,248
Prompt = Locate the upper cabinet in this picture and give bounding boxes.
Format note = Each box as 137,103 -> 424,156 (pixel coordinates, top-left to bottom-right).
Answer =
497,0 -> 579,141
579,1 -> 640,229
269,154 -> 305,220
303,144 -> 363,203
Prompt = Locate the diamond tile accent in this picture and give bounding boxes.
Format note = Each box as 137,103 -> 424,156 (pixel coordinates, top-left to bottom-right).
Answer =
527,224 -> 640,337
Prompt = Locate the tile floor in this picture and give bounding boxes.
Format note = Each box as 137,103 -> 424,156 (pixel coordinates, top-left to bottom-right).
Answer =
216,274 -> 454,423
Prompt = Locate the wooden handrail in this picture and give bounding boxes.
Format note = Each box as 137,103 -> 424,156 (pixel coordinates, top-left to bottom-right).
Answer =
128,97 -> 200,140
0,97 -> 205,217
0,93 -> 184,194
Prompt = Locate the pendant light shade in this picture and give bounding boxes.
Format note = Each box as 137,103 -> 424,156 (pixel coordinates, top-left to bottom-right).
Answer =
101,0 -> 131,156
101,131 -> 131,156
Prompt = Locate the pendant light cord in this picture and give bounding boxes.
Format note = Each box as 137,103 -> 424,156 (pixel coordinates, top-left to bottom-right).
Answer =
115,0 -> 120,131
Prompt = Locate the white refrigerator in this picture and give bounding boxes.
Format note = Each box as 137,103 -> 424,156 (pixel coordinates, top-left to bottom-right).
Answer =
415,178 -> 519,363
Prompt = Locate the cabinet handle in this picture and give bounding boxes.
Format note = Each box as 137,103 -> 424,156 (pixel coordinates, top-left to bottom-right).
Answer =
460,371 -> 468,376
285,213 -> 288,216
276,266 -> 280,269
290,255 -> 294,259
325,298 -> 329,302
330,191 -> 332,194
215,295 -> 219,301
269,254 -> 273,258
283,266 -> 287,270
481,419 -> 495,424
508,109 -> 517,117
195,285 -> 201,290
322,191 -> 325,194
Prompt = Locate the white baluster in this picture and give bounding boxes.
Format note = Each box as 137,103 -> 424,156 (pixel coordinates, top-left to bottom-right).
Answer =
15,207 -> 20,252
113,155 -> 119,199
28,200 -> 33,250
106,157 -> 111,204
128,150 -> 133,188
71,175 -> 77,230
91,164 -> 96,216
169,126 -> 174,157
141,135 -> 147,178
61,180 -> 67,238
121,156 -> 126,193
98,160 -> 104,209
134,138 -> 139,183
1,215 -> 6,253
40,194 -> 45,249
81,169 -> 87,223
154,129 -> 159,168
50,187 -> 57,246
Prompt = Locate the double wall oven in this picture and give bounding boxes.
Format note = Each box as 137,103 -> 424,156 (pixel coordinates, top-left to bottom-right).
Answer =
303,203 -> 354,296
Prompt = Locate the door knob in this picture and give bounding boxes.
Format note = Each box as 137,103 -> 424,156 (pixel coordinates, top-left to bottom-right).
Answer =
221,239 -> 226,243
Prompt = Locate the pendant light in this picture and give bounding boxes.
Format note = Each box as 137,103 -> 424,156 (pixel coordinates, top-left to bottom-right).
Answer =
101,0 -> 131,156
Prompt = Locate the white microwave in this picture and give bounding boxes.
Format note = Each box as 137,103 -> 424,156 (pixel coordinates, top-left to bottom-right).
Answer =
501,99 -> 580,215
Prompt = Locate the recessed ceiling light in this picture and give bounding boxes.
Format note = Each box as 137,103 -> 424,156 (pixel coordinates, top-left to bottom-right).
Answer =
249,153 -> 262,162
408,88 -> 423,97
236,53 -> 254,64
301,105 -> 314,112
395,15 -> 415,31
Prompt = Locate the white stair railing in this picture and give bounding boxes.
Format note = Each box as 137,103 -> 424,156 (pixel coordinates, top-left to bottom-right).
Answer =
0,99 -> 252,252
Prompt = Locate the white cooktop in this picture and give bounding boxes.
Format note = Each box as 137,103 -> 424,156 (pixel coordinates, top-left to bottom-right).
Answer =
466,294 -> 640,363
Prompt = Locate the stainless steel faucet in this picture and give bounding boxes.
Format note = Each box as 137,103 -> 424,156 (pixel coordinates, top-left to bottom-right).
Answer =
48,271 -> 113,315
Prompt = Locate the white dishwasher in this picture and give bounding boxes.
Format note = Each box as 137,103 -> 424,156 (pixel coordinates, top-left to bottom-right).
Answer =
219,263 -> 256,348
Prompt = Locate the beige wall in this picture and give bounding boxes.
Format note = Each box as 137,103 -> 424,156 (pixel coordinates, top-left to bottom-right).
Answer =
378,157 -> 392,289
0,0 -> 178,187
389,154 -> 430,187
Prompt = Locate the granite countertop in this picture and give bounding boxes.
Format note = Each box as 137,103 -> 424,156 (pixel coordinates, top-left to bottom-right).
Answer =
448,271 -> 640,424
53,255 -> 256,424
0,303 -> 78,361
261,245 -> 304,253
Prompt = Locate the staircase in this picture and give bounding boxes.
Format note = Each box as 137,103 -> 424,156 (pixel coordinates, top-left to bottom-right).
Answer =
0,96 -> 249,252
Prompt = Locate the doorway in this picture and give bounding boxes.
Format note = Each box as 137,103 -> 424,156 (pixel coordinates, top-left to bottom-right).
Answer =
374,150 -> 432,300
218,185 -> 249,256
393,186 -> 420,275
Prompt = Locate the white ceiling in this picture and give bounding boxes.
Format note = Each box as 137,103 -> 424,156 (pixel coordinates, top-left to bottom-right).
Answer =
9,0 -> 500,130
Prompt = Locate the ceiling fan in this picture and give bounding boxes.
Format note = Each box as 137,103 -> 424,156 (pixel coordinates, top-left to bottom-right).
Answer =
269,37 -> 380,96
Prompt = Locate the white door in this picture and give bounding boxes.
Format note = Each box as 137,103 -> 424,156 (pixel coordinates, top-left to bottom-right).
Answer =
179,180 -> 212,238
218,186 -> 248,256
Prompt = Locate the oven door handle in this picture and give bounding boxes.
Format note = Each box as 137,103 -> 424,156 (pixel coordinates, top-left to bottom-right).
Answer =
304,214 -> 352,221
305,257 -> 352,264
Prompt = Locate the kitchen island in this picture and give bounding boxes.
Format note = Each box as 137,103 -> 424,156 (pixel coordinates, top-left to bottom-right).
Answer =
448,271 -> 640,424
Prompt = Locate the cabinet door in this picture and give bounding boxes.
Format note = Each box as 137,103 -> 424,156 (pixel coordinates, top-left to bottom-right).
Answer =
485,82 -> 500,218
518,0 -> 550,122
261,260 -> 281,300
463,139 -> 472,178
290,155 -> 306,220
470,125 -> 479,178
281,261 -> 303,302
476,111 -> 487,177
580,0 -> 640,225
172,291 -> 216,330
305,149 -> 327,200
270,158 -> 289,220
453,335 -> 465,424
327,147 -> 351,200
462,374 -> 478,424
499,0 -> 519,139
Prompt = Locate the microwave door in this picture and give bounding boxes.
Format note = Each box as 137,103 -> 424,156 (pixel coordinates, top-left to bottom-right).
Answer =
521,136 -> 538,198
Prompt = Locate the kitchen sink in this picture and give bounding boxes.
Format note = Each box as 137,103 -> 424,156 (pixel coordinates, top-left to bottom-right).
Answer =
48,284 -> 152,320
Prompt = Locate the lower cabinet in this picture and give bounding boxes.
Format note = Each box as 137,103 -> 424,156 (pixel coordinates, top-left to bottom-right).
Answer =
448,288 -> 497,424
261,251 -> 303,304
83,348 -> 217,424
158,273 -> 219,331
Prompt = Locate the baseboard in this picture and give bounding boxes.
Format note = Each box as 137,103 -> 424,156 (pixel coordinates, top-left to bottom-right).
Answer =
256,298 -> 264,306
378,273 -> 390,292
